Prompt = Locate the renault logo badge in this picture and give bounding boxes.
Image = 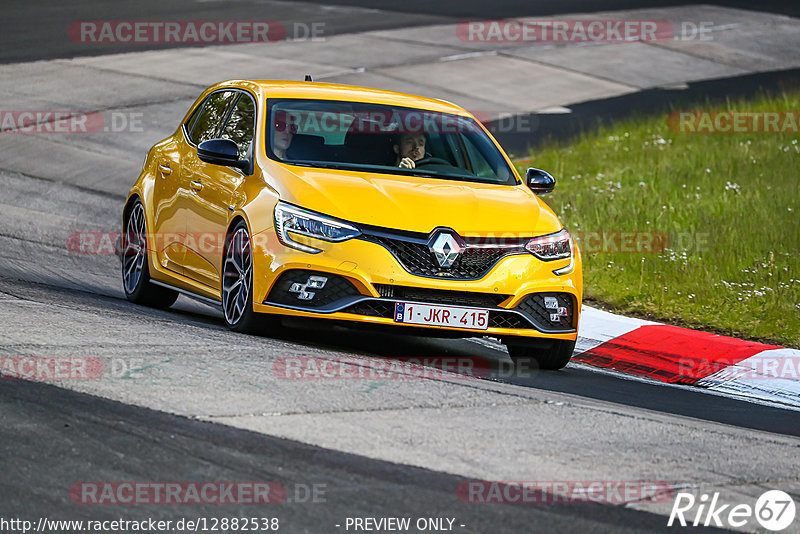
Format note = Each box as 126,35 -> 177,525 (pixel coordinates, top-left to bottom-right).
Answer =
427,230 -> 465,269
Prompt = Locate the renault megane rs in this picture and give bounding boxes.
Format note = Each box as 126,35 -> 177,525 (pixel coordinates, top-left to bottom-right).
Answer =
121,80 -> 582,369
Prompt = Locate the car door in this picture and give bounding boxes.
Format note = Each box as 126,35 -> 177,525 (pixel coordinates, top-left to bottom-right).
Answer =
181,91 -> 255,289
151,139 -> 185,275
151,101 -> 210,275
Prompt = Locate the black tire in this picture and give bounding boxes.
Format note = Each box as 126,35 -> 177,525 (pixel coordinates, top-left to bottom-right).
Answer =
222,220 -> 274,334
506,339 -> 576,371
121,199 -> 179,309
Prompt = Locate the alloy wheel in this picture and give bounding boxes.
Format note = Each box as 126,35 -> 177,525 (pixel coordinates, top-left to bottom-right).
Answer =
122,202 -> 146,295
222,227 -> 252,325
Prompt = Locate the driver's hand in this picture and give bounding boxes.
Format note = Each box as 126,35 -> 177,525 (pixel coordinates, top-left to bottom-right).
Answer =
399,157 -> 415,169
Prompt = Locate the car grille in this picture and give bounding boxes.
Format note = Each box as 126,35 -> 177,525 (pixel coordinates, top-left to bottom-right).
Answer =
374,284 -> 510,308
360,227 -> 527,280
344,300 -> 395,319
488,313 -> 530,329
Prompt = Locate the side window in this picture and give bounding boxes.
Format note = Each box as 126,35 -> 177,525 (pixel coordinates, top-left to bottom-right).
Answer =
220,94 -> 255,160
187,90 -> 237,145
184,101 -> 203,135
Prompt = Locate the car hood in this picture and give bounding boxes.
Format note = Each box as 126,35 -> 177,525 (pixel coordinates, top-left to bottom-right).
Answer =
267,164 -> 562,236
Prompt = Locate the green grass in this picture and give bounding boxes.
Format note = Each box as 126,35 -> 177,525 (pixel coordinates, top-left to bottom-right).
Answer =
517,91 -> 800,347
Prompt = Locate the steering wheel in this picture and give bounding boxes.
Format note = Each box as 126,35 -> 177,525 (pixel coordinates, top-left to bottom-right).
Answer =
414,157 -> 451,167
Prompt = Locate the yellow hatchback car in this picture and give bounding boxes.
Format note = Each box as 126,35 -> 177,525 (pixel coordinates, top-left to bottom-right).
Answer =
122,80 -> 582,369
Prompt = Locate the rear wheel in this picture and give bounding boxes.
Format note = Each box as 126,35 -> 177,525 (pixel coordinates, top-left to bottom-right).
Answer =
505,339 -> 575,371
121,199 -> 178,308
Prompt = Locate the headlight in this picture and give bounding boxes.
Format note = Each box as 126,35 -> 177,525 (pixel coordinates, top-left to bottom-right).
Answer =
274,201 -> 361,254
525,229 -> 572,261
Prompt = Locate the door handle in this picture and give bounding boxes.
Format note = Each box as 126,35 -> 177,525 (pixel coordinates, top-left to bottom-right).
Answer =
158,164 -> 172,176
190,180 -> 203,192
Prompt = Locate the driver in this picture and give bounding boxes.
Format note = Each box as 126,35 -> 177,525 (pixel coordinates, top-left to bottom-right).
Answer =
393,132 -> 426,169
272,112 -> 296,159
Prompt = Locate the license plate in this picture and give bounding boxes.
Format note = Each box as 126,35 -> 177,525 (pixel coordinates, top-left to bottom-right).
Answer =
393,302 -> 489,330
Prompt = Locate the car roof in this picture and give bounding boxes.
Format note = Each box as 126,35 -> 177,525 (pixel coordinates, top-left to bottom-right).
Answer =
213,80 -> 471,116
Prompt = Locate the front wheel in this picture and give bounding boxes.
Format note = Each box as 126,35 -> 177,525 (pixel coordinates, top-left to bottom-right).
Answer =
505,339 -> 575,371
121,199 -> 178,309
222,221 -> 273,334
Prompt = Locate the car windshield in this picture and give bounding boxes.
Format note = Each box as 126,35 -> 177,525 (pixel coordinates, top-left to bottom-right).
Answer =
267,99 -> 517,185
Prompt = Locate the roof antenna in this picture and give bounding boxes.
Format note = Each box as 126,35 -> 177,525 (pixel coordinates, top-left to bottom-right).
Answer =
304,74 -> 313,82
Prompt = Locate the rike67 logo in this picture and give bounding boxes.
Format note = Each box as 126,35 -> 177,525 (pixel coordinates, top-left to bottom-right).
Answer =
668,490 -> 796,531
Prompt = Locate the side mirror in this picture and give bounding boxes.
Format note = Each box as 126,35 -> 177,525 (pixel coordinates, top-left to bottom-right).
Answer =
525,168 -> 555,195
198,139 -> 248,170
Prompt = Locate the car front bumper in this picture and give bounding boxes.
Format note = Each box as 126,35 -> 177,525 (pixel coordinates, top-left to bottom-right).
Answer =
251,229 -> 582,340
